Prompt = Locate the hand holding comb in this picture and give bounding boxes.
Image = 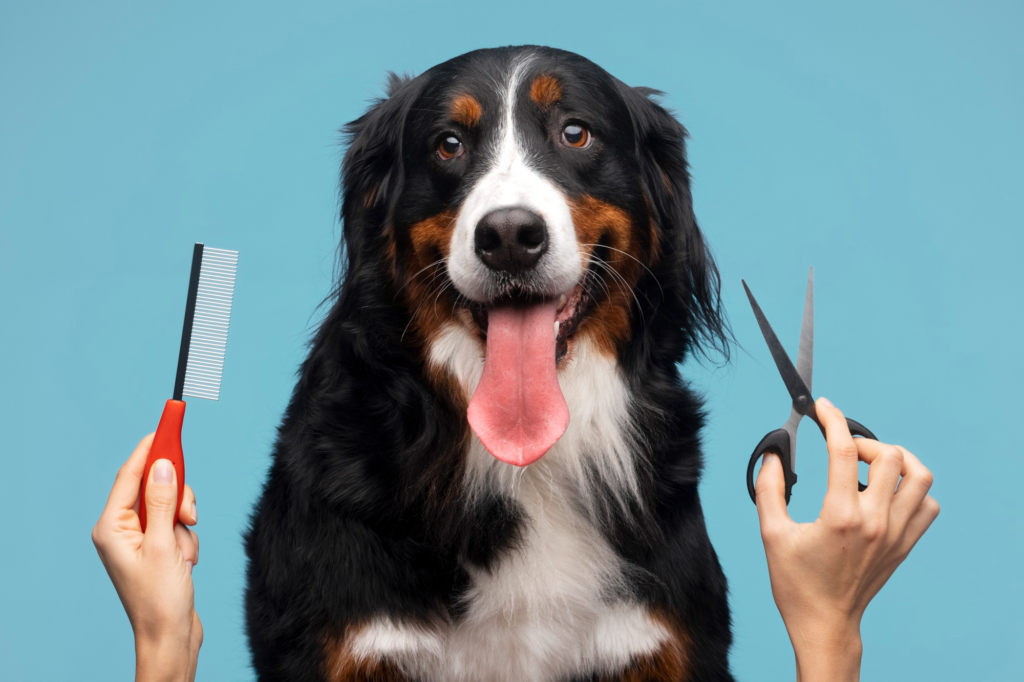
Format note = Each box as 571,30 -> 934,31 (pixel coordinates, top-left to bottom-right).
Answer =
139,243 -> 238,531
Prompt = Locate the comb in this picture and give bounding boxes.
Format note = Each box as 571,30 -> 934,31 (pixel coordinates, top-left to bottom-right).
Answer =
140,243 -> 238,531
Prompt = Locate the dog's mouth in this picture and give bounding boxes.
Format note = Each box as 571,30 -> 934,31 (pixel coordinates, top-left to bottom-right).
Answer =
464,281 -> 593,469
468,283 -> 591,365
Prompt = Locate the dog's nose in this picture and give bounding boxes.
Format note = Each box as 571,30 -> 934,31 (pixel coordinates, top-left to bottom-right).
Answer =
474,207 -> 548,272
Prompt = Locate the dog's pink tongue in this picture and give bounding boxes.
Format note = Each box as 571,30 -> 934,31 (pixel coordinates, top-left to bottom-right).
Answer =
467,300 -> 569,467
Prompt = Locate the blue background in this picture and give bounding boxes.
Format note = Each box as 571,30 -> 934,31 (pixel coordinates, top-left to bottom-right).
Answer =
1,1 -> 1020,679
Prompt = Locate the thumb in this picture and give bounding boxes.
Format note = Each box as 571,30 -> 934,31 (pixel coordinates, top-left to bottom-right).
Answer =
144,459 -> 179,543
755,453 -> 792,537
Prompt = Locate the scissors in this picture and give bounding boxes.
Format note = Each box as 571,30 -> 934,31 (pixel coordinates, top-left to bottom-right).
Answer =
743,268 -> 877,505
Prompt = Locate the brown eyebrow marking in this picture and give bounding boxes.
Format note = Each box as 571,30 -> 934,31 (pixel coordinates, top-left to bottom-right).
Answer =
450,94 -> 482,127
530,74 -> 562,110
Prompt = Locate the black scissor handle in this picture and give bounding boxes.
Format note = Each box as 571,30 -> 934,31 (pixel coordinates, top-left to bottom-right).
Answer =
747,429 -> 797,505
748,418 -> 879,505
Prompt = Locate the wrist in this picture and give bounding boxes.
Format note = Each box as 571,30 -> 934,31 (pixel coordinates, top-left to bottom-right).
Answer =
788,621 -> 862,682
135,634 -> 193,682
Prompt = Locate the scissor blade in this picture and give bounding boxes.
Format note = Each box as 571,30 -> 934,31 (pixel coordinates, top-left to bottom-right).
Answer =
781,405 -> 803,470
742,280 -> 816,414
797,268 -> 814,394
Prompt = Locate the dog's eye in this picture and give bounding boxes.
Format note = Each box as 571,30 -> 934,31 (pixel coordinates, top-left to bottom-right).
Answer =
561,123 -> 591,148
437,135 -> 464,160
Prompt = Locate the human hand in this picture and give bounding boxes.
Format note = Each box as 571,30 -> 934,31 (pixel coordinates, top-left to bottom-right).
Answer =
92,434 -> 202,682
754,398 -> 939,682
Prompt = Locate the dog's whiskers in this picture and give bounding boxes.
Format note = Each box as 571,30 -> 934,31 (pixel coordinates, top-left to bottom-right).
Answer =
580,243 -> 663,297
393,258 -> 446,301
582,255 -> 647,326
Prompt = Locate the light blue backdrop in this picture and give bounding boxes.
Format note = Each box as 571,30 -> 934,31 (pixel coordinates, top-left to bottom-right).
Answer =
1,1 -> 1020,679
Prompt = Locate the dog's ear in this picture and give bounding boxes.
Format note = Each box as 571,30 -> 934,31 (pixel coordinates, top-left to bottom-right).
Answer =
618,83 -> 730,360
340,72 -> 421,267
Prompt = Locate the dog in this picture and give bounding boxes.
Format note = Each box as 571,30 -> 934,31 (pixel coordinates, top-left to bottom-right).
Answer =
245,45 -> 734,682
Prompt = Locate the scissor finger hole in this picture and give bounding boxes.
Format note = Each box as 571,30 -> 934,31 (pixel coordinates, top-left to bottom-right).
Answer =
856,440 -> 870,491
858,460 -> 869,489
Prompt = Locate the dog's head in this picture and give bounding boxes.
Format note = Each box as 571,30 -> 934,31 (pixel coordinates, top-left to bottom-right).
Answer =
340,46 -> 726,466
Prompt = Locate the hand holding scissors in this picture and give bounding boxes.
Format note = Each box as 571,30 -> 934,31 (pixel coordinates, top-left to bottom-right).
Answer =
744,270 -> 940,679
743,268 -> 877,504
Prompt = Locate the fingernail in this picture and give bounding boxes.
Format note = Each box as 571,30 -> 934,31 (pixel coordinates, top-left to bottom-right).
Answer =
818,397 -> 834,408
191,502 -> 198,524
186,560 -> 193,574
154,459 -> 173,485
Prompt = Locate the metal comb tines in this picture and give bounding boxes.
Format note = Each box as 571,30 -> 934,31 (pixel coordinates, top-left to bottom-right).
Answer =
174,244 -> 238,401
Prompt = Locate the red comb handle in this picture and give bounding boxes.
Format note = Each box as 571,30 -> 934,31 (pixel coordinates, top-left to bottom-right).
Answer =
139,399 -> 186,532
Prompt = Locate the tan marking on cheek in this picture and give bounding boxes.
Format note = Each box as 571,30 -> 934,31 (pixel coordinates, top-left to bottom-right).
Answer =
530,74 -> 562,110
569,195 -> 648,356
408,211 -> 455,262
450,94 -> 482,127
323,628 -> 411,682
391,210 -> 466,351
598,611 -> 690,681
579,302 -> 632,358
570,195 -> 640,262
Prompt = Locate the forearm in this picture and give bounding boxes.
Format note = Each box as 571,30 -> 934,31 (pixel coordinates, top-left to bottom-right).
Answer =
135,636 -> 196,682
789,623 -> 862,682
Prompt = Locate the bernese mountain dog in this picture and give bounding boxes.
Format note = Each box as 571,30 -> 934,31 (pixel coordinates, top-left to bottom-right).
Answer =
245,45 -> 734,682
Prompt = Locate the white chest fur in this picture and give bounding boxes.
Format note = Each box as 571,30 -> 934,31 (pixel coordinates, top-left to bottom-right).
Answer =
345,325 -> 667,681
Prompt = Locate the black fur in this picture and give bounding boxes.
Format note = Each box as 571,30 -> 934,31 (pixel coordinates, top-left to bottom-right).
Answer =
245,46 -> 733,681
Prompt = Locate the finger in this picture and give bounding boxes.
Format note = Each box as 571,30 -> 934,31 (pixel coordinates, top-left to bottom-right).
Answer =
179,485 -> 197,526
174,522 -> 199,565
817,398 -> 860,505
102,433 -> 155,515
895,494 -> 940,559
892,448 -> 934,525
754,453 -> 794,538
858,439 -> 905,505
142,459 -> 180,546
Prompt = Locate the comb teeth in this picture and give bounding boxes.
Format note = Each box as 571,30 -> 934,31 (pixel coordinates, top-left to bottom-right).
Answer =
175,245 -> 238,401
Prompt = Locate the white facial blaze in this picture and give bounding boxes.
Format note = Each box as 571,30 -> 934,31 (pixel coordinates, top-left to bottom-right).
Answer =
447,56 -> 581,302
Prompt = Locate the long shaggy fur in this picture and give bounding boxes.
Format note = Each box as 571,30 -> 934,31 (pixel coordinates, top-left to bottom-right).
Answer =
245,46 -> 734,682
